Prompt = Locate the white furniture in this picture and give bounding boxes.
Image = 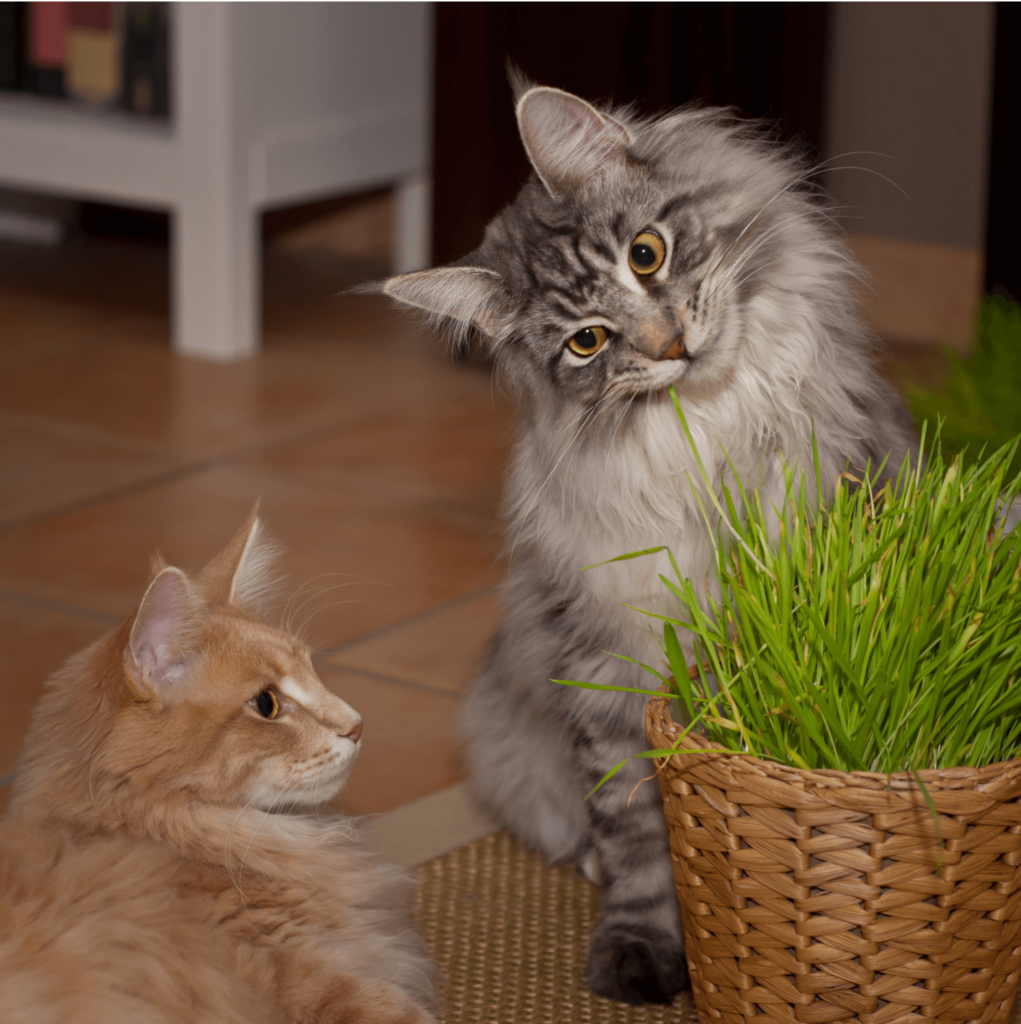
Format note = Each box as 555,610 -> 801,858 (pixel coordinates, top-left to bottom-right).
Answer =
0,2 -> 433,360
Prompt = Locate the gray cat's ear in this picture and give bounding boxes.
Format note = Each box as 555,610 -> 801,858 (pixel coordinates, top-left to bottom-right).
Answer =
128,567 -> 203,698
516,86 -> 632,197
196,505 -> 282,612
383,266 -> 509,345
506,62 -> 535,104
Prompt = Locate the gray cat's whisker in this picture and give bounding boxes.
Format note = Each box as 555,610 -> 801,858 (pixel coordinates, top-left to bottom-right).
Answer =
509,401 -> 602,546
714,254 -> 792,308
512,402 -> 599,514
710,216 -> 796,289
705,224 -> 802,309
823,164 -> 911,201
709,180 -> 808,275
701,151 -> 883,286
726,149 -> 897,237
608,392 -> 639,451
508,408 -> 602,562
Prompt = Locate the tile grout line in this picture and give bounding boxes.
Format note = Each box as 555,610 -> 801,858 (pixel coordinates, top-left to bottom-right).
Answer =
313,584 -> 498,660
0,336 -> 114,374
0,579 -> 496,667
221,392 -> 510,476
0,456 -> 224,537
320,664 -> 465,700
0,407 -> 184,458
0,387 -> 402,467
0,408 -> 391,539
0,402 -> 478,538
233,459 -> 501,523
196,409 -> 398,467
0,584 -> 487,697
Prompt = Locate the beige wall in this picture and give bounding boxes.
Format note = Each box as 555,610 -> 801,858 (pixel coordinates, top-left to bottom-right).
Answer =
826,2 -> 994,249
825,3 -> 995,346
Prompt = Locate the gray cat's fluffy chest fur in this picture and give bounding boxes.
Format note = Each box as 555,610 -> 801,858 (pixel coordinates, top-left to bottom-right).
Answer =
510,398 -> 713,644
507,354 -> 824,671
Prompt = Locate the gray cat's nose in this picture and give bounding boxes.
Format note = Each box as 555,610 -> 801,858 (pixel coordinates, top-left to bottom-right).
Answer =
633,323 -> 686,360
658,334 -> 686,360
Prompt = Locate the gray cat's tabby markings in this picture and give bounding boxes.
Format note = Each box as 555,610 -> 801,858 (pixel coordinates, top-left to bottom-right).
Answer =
383,82 -> 917,1005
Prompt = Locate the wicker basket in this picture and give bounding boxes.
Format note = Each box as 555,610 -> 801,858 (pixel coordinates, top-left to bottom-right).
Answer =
646,694 -> 1021,1024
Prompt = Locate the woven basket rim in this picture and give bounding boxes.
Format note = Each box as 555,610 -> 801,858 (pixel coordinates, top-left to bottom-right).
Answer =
647,692 -> 1021,803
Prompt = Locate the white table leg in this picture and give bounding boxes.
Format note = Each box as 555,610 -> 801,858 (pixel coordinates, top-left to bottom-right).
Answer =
171,2 -> 259,361
172,198 -> 259,362
393,173 -> 432,274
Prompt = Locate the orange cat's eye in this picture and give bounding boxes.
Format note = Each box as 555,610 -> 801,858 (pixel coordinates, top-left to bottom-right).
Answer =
567,325 -> 609,357
251,689 -> 279,719
629,231 -> 666,275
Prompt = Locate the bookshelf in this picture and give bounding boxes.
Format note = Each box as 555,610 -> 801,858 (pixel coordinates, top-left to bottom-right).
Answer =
0,3 -> 433,360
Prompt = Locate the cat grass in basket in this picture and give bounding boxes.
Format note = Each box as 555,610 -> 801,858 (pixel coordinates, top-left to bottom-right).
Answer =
0,511 -> 438,1024
622,417 -> 1021,777
571,415 -> 1021,1024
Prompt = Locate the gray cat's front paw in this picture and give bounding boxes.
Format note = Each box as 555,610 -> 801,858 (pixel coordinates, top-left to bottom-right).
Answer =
584,924 -> 689,1005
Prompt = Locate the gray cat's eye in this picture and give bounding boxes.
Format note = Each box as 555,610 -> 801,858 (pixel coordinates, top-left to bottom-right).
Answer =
567,325 -> 609,357
629,231 -> 666,276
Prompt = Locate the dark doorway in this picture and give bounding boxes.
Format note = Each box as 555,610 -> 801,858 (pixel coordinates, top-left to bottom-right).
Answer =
985,2 -> 1020,302
432,2 -> 830,266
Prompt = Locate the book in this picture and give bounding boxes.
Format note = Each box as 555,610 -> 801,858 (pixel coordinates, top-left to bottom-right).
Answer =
26,1 -> 67,97
66,1 -> 118,105
121,2 -> 168,116
1,2 -> 168,115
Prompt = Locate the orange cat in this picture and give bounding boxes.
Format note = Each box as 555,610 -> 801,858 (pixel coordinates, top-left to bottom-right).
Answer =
0,511 -> 439,1024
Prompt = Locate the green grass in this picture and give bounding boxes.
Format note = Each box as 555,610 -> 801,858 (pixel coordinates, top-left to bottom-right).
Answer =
910,294 -> 1021,482
557,395 -> 1021,782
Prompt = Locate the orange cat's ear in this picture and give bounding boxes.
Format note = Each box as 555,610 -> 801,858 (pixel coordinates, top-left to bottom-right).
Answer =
128,567 -> 203,698
197,506 -> 281,612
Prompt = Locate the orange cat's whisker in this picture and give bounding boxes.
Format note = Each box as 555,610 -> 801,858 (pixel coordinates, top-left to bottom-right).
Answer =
282,574 -> 367,635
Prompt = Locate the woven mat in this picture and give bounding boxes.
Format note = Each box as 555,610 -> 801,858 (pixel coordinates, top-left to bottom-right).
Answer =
415,831 -> 698,1024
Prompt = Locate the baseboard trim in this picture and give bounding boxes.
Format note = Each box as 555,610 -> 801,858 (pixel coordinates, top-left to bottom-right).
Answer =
364,782 -> 499,868
847,233 -> 983,351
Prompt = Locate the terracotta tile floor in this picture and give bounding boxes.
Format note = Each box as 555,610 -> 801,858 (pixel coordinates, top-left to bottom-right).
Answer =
0,224 -> 513,818
0,208 -> 950,822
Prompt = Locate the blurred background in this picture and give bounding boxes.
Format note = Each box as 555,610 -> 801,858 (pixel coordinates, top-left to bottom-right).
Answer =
0,2 -> 1017,819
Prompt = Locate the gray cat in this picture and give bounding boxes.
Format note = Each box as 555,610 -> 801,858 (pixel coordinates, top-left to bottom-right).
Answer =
381,81 -> 918,1005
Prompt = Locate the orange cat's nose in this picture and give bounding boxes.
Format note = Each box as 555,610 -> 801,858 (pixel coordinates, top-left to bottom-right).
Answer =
344,720 -> 363,744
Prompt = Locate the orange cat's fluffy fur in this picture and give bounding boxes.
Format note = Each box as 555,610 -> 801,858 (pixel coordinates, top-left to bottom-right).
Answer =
0,512 -> 439,1023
